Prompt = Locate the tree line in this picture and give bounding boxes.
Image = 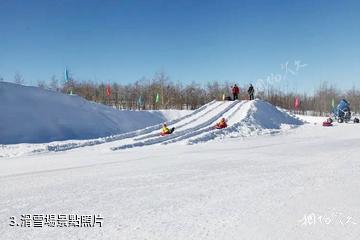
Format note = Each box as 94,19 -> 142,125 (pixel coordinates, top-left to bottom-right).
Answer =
2,72 -> 359,115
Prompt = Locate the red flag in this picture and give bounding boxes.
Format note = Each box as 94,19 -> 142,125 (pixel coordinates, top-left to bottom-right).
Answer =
106,84 -> 111,97
294,96 -> 300,109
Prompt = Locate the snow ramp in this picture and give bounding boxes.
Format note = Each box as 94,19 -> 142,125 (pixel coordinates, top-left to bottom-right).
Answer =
187,100 -> 303,144
111,100 -> 303,150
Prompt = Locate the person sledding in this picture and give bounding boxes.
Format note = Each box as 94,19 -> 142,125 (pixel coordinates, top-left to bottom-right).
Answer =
214,117 -> 228,129
322,117 -> 333,127
160,123 -> 175,136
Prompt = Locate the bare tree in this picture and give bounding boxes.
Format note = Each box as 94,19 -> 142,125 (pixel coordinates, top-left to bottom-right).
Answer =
62,69 -> 76,94
14,72 -> 25,85
49,75 -> 59,91
345,86 -> 360,114
37,80 -> 47,89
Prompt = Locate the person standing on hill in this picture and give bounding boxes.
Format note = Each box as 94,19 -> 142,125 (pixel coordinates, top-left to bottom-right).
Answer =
232,84 -> 240,100
248,84 -> 255,100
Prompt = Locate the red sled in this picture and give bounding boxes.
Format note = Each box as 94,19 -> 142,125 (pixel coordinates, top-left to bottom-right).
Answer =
322,121 -> 333,127
214,124 -> 227,129
160,127 -> 175,136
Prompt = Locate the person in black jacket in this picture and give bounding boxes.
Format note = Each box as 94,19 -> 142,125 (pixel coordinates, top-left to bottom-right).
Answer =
247,84 -> 255,100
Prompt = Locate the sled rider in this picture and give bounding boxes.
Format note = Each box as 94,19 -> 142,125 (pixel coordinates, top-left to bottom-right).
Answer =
161,123 -> 171,135
215,118 -> 228,129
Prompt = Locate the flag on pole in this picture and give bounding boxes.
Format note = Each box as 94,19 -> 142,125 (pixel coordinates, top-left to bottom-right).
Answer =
222,93 -> 225,101
64,67 -> 69,82
106,84 -> 111,97
155,93 -> 160,103
138,96 -> 142,106
331,98 -> 335,108
294,96 -> 300,110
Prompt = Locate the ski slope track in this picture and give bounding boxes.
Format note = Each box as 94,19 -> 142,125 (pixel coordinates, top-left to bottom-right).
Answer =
133,101 -> 225,141
188,100 -> 303,144
43,100 -> 227,152
161,101 -> 248,145
111,100 -> 303,151
42,100 -> 218,152
110,101 -> 238,150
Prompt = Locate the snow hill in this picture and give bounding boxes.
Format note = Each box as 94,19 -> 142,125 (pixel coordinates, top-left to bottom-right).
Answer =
0,82 -> 187,144
109,100 -> 303,150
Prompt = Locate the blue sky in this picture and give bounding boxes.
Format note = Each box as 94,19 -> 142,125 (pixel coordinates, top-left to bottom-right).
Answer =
0,0 -> 359,93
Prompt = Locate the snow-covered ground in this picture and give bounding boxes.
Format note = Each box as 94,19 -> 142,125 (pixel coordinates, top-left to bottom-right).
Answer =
1,97 -> 360,239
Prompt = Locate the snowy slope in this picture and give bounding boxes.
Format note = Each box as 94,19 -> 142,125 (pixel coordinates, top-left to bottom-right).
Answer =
0,82 -> 189,144
0,99 -> 304,157
187,100 -> 304,144
110,100 -> 303,150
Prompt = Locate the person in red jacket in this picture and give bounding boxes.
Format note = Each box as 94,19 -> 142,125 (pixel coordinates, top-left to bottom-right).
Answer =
214,118 -> 227,129
232,84 -> 240,100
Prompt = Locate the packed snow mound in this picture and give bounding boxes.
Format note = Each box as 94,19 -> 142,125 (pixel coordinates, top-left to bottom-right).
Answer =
109,100 -> 304,150
0,82 -> 184,144
247,100 -> 303,129
187,100 -> 303,144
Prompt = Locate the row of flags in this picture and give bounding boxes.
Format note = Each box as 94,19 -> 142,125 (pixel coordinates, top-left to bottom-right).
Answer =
106,84 -> 161,105
65,67 -> 161,103
107,85 -> 161,104
137,94 -> 161,105
65,69 -> 337,109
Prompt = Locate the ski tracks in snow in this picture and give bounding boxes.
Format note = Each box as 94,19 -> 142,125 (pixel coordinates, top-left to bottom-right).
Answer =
161,101 -> 248,145
23,100 -> 219,154
111,101 -> 248,150
133,101 -> 225,141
